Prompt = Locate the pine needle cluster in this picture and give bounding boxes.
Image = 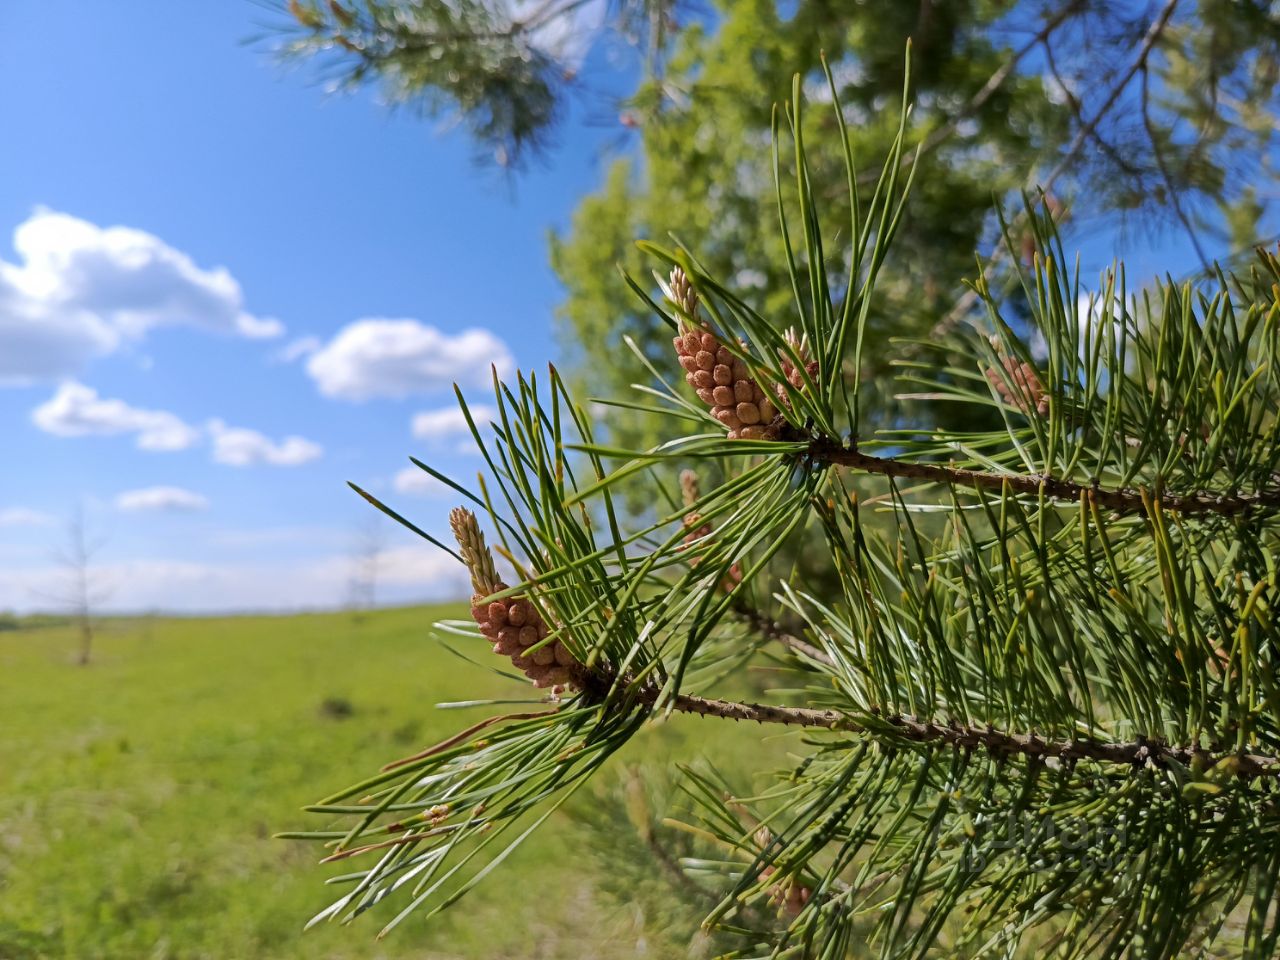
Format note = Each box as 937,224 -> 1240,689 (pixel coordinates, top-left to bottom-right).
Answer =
288,59 -> 1280,959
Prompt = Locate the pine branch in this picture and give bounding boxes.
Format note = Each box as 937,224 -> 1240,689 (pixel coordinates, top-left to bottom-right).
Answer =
663,691 -> 1280,780
564,665 -> 1280,780
920,0 -> 1181,342
734,601 -> 834,667
1140,63 -> 1211,271
807,437 -> 1280,517
294,57 -> 1280,955
855,0 -> 1086,187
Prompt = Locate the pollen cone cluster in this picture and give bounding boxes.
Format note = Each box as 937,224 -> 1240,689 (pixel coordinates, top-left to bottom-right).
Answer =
669,267 -> 779,440
753,826 -> 812,919
679,469 -> 741,591
985,347 -> 1049,417
449,507 -> 580,690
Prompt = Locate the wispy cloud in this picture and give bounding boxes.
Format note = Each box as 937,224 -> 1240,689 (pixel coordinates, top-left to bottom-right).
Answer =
0,507 -> 55,528
393,466 -> 450,496
0,547 -> 468,613
0,209 -> 281,384
115,486 -> 210,513
306,319 -> 513,401
207,419 -> 323,467
31,382 -> 325,469
275,335 -> 321,364
410,403 -> 496,441
32,381 -> 200,451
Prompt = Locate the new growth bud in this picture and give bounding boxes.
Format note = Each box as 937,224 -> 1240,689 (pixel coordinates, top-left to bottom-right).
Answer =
449,507 -> 501,595
680,467 -> 714,547
450,507 -> 581,689
779,327 -> 819,401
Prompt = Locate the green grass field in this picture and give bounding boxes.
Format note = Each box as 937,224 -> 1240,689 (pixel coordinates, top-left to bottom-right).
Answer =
0,605 -> 780,959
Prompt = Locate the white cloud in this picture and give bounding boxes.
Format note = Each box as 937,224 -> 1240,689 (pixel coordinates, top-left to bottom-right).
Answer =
31,383 -> 327,467
393,467 -> 451,497
207,419 -> 323,467
32,381 -> 200,451
373,546 -> 471,590
115,486 -> 209,513
208,526 -> 347,549
0,209 -> 282,384
275,335 -> 321,364
0,282 -> 116,384
306,319 -> 514,401
410,403 -> 497,441
0,507 -> 55,528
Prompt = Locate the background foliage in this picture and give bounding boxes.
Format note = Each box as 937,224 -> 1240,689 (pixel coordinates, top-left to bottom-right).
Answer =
281,0 -> 1280,453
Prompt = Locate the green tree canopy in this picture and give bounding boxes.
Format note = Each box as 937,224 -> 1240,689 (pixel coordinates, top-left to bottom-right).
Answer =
277,2 -> 1280,453
546,0 -> 1280,453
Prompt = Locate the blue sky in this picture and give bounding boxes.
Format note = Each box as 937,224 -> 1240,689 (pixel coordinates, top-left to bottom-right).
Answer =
0,3 -> 1232,613
0,1 -> 631,611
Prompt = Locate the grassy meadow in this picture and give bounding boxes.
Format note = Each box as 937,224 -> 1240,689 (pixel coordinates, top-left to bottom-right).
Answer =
0,605 -> 782,960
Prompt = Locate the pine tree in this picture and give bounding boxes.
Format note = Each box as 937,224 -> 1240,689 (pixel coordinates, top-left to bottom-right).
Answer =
270,1 -> 1280,463
285,65 -> 1280,958
548,0 -> 1280,457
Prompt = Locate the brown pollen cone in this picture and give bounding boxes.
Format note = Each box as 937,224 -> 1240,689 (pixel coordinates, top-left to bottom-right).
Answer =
985,344 -> 1049,417
753,826 -> 812,919
668,267 -> 778,440
450,507 -> 580,690
679,469 -> 741,591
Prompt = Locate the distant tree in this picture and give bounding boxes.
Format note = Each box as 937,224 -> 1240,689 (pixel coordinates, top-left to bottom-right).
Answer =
345,513 -> 387,619
51,507 -> 110,666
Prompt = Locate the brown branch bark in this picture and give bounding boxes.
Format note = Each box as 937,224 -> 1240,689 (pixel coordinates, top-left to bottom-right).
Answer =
664,691 -> 1280,780
570,659 -> 1280,781
808,438 -> 1280,518
735,602 -> 835,667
